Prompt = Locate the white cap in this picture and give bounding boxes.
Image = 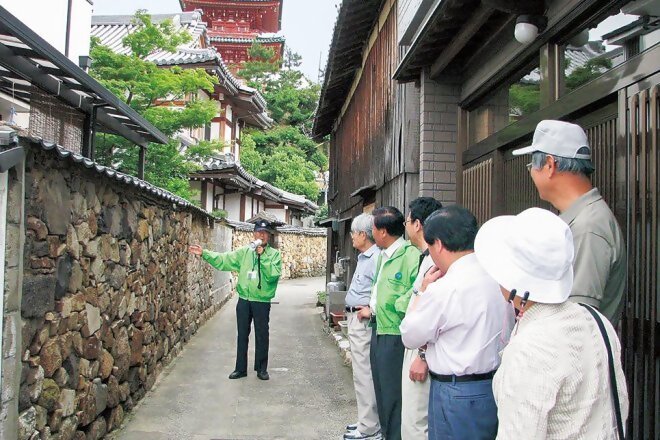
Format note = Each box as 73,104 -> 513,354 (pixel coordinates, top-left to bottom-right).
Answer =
474,208 -> 574,304
512,120 -> 591,160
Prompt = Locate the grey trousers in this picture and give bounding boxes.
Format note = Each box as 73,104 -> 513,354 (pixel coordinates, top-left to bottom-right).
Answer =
347,312 -> 380,435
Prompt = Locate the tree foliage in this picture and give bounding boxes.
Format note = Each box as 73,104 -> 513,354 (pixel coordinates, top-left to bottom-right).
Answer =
565,57 -> 613,91
89,11 -> 223,199
235,43 -> 327,202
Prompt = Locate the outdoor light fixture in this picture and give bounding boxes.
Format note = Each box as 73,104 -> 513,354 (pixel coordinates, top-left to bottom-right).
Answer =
569,29 -> 590,47
79,55 -> 93,72
514,15 -> 548,44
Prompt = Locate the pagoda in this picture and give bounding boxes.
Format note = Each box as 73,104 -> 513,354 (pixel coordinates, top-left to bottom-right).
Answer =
179,0 -> 285,67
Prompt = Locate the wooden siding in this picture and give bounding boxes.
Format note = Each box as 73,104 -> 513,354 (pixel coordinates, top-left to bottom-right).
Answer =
329,4 -> 419,218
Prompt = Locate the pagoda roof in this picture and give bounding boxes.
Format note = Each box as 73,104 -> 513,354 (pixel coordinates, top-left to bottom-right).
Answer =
209,35 -> 286,44
91,11 -> 273,129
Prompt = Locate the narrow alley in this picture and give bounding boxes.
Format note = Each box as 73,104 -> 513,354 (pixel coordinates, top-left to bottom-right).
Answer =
110,277 -> 355,440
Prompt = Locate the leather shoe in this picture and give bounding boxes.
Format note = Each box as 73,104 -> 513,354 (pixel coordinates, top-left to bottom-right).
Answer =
228,371 -> 247,379
256,371 -> 270,381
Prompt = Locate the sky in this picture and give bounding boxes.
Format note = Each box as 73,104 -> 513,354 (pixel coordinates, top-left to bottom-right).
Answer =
92,0 -> 341,82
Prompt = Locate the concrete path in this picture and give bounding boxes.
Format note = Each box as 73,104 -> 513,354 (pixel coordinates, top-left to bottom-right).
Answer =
110,277 -> 356,440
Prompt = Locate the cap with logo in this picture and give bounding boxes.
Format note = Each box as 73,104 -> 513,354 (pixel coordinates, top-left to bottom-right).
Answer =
512,120 -> 592,160
254,220 -> 273,232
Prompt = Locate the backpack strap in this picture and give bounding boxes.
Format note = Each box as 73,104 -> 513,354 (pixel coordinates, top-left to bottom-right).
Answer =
579,303 -> 625,439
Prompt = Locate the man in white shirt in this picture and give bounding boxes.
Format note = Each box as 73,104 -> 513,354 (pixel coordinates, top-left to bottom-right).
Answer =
399,197 -> 443,440
400,205 -> 513,440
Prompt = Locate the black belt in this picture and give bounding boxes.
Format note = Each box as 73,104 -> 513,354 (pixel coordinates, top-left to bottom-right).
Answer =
345,306 -> 365,313
429,370 -> 496,383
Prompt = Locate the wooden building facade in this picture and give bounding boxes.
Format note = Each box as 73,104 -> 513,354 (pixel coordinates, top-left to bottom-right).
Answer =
315,0 -> 659,437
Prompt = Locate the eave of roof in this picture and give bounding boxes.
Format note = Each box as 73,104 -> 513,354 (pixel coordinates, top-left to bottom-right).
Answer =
0,6 -> 168,146
312,0 -> 387,140
191,159 -> 319,213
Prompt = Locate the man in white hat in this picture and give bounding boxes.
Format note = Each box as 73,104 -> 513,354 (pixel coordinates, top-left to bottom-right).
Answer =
474,207 -> 629,439
512,120 -> 626,324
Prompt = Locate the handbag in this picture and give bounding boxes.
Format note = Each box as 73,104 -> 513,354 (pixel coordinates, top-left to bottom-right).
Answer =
579,303 -> 626,439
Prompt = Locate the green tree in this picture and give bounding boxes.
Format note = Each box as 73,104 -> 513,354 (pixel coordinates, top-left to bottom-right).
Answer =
234,43 -> 327,202
565,57 -> 613,91
89,10 -> 223,199
509,83 -> 540,117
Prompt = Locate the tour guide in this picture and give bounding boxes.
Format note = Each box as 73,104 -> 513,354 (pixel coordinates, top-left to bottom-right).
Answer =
189,219 -> 282,381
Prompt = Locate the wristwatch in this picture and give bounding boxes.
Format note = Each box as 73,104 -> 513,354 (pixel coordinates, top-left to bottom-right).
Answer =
417,348 -> 426,361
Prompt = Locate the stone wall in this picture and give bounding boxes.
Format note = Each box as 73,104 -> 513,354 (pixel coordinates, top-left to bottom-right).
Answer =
8,142 -> 232,440
231,228 -> 327,280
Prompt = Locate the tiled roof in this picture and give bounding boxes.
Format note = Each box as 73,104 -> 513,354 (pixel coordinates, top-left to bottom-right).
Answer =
91,11 -> 271,128
24,137 -> 215,220
226,219 -> 327,236
209,35 -> 285,44
197,156 -> 319,213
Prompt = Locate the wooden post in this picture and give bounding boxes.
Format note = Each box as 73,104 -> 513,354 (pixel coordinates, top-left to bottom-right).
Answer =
456,107 -> 468,205
138,145 -> 146,180
540,43 -> 565,107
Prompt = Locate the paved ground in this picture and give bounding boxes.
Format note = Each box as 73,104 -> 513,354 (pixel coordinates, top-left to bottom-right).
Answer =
110,277 -> 355,440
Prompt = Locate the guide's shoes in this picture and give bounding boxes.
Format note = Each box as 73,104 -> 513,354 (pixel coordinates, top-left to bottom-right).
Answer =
257,371 -> 270,380
228,371 -> 247,379
345,423 -> 358,432
343,430 -> 382,440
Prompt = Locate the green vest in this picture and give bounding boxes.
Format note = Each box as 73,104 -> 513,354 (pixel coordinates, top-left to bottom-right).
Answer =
373,240 -> 420,335
202,246 -> 282,302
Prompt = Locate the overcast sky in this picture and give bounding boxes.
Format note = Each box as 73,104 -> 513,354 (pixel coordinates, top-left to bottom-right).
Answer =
92,0 -> 341,82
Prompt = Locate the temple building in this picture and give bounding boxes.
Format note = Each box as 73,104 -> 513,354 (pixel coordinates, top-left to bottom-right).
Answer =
179,0 -> 285,67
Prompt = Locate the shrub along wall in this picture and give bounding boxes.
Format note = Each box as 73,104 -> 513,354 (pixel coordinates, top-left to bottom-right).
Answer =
9,141 -> 232,440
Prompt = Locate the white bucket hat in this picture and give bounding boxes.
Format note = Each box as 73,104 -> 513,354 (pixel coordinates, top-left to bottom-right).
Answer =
474,208 -> 574,304
512,120 -> 591,160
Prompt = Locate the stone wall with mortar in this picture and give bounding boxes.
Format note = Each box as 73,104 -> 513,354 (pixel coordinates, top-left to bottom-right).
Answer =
9,143 -> 232,440
231,228 -> 327,280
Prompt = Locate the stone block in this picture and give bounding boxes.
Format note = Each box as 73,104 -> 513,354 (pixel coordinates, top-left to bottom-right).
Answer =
58,389 -> 75,417
18,407 -> 36,440
37,379 -> 59,411
21,275 -> 57,318
39,339 -> 62,378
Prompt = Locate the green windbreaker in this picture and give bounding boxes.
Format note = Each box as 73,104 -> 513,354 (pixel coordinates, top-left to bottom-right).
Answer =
202,245 -> 282,302
373,240 -> 420,335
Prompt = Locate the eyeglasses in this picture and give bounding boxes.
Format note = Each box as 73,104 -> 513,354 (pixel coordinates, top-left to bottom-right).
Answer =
526,162 -> 533,171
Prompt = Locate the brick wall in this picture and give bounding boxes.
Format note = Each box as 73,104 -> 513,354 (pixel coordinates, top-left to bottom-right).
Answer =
419,70 -> 461,203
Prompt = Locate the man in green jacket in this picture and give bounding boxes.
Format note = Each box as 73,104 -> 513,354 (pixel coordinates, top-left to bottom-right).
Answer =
189,219 -> 282,381
359,206 -> 420,440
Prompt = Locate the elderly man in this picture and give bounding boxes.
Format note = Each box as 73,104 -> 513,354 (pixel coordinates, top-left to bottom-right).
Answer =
513,120 -> 626,324
362,206 -> 420,440
399,197 -> 443,440
343,214 -> 382,440
400,206 -> 512,440
189,219 -> 281,381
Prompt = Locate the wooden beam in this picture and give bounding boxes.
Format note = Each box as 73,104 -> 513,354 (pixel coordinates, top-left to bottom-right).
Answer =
539,43 -> 565,107
430,5 -> 494,79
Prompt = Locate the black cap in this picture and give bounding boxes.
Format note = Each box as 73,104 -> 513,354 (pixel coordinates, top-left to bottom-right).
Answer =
254,219 -> 272,232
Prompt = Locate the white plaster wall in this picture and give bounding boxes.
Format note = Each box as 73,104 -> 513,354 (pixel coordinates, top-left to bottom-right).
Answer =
1,0 -> 92,63
265,208 -> 286,223
205,182 -> 213,212
224,193 -> 241,221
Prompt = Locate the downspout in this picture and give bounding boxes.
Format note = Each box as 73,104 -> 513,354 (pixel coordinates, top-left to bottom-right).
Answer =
65,0 -> 73,58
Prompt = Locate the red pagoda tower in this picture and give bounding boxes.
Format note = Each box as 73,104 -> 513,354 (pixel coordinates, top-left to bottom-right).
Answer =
179,0 -> 285,67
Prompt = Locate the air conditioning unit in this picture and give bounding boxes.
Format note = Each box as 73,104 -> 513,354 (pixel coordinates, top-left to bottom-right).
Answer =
621,0 -> 660,16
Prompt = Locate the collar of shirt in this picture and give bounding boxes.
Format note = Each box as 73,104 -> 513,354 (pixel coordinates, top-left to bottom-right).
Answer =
413,253 -> 435,292
559,188 -> 602,225
361,243 -> 379,259
381,236 -> 405,259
